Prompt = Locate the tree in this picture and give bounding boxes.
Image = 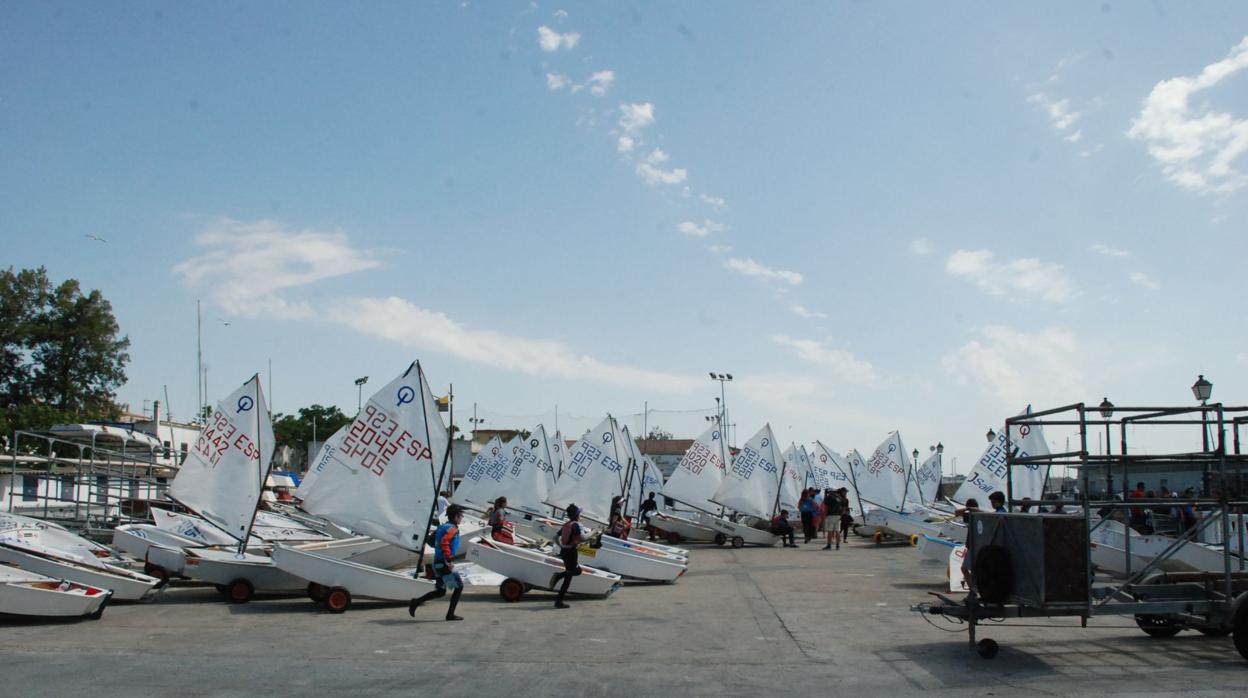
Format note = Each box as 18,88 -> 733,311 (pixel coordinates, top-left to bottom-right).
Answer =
646,426 -> 674,441
0,267 -> 129,416
273,404 -> 353,453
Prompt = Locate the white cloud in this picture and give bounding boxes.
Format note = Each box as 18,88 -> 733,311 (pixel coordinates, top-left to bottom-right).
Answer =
1089,243 -> 1129,258
616,135 -> 635,153
723,257 -> 803,286
173,218 -> 382,319
943,325 -> 1086,409
707,244 -> 733,254
546,73 -> 570,91
1079,144 -> 1105,158
699,194 -> 726,209
537,25 -> 580,52
586,70 -> 615,96
636,149 -> 687,185
618,103 -> 655,133
676,219 -> 724,238
946,248 -> 1079,303
328,297 -> 701,394
1127,36 -> 1248,195
553,9 -> 568,19
1028,91 -> 1081,131
1128,271 -> 1161,290
909,238 -> 932,256
787,303 -> 828,320
771,335 -> 879,386
1064,129 -> 1084,143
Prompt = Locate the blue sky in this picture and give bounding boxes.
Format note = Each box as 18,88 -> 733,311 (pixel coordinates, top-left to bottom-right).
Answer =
3,2 -> 1247,474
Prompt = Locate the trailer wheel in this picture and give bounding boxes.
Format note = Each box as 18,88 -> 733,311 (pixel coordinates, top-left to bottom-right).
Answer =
1135,614 -> 1181,638
976,638 -> 999,659
713,533 -> 727,546
324,587 -> 352,613
226,578 -> 254,604
872,531 -> 884,545
665,531 -> 683,544
144,562 -> 170,584
214,584 -> 229,598
1233,600 -> 1248,660
909,534 -> 920,547
499,578 -> 525,603
306,582 -> 328,603
731,536 -> 745,549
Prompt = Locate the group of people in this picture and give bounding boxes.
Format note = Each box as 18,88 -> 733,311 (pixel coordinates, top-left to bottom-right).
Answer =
770,487 -> 855,550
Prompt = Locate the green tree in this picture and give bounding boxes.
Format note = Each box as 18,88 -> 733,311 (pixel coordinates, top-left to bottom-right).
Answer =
30,278 -> 130,413
0,267 -> 51,405
273,404 -> 353,453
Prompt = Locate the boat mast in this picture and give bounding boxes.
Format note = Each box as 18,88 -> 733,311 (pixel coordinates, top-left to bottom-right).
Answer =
237,375 -> 270,555
415,369 -> 453,575
196,300 -> 203,424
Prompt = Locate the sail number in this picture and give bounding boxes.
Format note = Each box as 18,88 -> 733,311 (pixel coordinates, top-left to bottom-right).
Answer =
680,441 -> 725,476
194,408 -> 259,467
343,405 -> 433,477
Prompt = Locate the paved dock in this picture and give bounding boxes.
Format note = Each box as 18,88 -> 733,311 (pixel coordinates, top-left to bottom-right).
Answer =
2,538 -> 1245,697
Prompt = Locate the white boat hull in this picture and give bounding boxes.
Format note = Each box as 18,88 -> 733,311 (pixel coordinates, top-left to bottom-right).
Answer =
577,541 -> 686,582
1089,519 -> 1243,576
271,544 -> 434,602
649,511 -> 717,543
291,536 -> 418,570
463,537 -> 621,597
0,568 -> 112,618
707,517 -> 779,547
600,535 -> 689,560
863,508 -> 949,543
0,541 -> 159,601
181,548 -> 306,591
111,524 -> 202,563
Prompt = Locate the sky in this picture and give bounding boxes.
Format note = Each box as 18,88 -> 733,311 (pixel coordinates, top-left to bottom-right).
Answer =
3,2 -> 1247,475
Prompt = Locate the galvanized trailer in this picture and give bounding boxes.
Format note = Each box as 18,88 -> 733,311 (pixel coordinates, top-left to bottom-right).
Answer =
914,403 -> 1248,661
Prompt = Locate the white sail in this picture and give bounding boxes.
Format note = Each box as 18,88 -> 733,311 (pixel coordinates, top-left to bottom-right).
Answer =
711,424 -> 783,520
548,430 -> 565,489
545,416 -> 628,523
778,443 -> 806,515
811,442 -> 860,514
170,375 -> 274,542
500,426 -> 556,517
624,443 -> 663,518
854,432 -> 910,512
915,451 -> 943,506
455,436 -> 516,509
953,407 -> 1051,505
298,362 -> 448,551
295,425 -> 349,500
796,445 -> 813,488
845,449 -> 871,514
661,424 -> 729,513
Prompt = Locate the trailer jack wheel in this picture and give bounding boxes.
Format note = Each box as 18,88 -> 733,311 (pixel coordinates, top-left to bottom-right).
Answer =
665,531 -> 683,544
713,533 -> 727,546
226,578 -> 255,604
872,531 -> 884,545
1135,614 -> 1182,638
731,536 -> 745,549
909,534 -> 920,547
499,578 -> 525,603
976,639 -> 999,659
307,582 -> 328,603
324,587 -> 352,613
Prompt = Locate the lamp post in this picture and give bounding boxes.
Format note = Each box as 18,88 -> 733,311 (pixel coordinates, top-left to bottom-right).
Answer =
986,428 -> 997,444
709,372 -> 733,441
1192,374 -> 1213,496
1099,397 -> 1114,499
468,402 -> 485,442
354,376 -> 369,413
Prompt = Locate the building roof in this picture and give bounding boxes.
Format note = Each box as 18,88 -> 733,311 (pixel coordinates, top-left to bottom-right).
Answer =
637,438 -> 694,456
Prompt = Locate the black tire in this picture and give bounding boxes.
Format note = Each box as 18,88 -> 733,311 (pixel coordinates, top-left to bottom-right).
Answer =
324,587 -> 351,613
144,563 -> 170,585
499,578 -> 525,603
226,578 -> 255,604
1234,601 -> 1248,660
713,533 -> 727,546
731,536 -> 745,549
665,531 -> 683,544
972,545 -> 1012,604
214,584 -> 229,598
306,582 -> 328,603
908,534 -> 920,548
1136,614 -> 1182,638
976,638 -> 999,659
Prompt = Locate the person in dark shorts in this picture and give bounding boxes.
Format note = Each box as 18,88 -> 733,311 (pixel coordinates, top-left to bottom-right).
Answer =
837,488 -> 854,542
639,492 -> 659,540
408,504 -> 465,621
552,503 -> 584,609
769,509 -> 798,547
821,488 -> 843,550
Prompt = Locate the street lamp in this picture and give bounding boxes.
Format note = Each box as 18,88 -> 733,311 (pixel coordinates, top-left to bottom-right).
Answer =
1192,374 -> 1213,494
709,372 -> 733,441
986,428 -> 997,444
912,448 -> 919,464
1099,398 -> 1114,497
354,376 -> 369,413
936,442 -> 944,454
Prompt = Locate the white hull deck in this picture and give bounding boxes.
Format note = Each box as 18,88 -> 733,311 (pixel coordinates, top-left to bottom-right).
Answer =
0,567 -> 112,619
578,540 -> 686,582
649,511 -> 717,543
707,517 -> 779,548
180,548 -> 306,602
271,544 -> 434,612
1090,519 -> 1245,577
0,541 -> 160,601
601,534 -> 689,560
863,509 -> 949,544
463,536 -> 621,600
111,524 -> 204,564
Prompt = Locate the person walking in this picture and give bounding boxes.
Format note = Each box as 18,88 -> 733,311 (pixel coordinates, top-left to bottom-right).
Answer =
798,489 -> 816,543
822,488 -> 844,550
639,492 -> 659,541
552,504 -> 585,609
838,489 -> 854,544
408,504 -> 466,621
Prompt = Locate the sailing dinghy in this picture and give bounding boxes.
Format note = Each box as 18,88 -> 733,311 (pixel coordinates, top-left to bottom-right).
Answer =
0,565 -> 112,619
707,424 -> 785,548
271,361 -> 450,613
652,425 -> 731,544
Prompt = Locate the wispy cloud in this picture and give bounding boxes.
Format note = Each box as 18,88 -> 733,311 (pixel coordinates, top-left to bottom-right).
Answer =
943,325 -> 1086,409
537,25 -> 580,52
909,238 -> 932,256
1128,271 -> 1160,290
618,102 -> 655,134
676,219 -> 724,238
636,148 -> 687,185
546,73 -> 570,91
1127,35 -> 1248,195
173,218 -> 382,319
723,257 -> 802,286
1028,91 -> 1081,131
699,194 -> 726,209
1089,243 -> 1129,258
771,335 -> 879,386
584,70 -> 614,96
707,244 -> 733,254
946,249 -> 1079,303
788,303 -> 828,320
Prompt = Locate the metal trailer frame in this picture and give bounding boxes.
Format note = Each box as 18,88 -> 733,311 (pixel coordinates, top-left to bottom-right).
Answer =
917,403 -> 1248,661
4,429 -> 179,537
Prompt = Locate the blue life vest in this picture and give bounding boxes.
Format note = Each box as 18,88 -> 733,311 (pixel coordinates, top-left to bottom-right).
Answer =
433,522 -> 460,562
